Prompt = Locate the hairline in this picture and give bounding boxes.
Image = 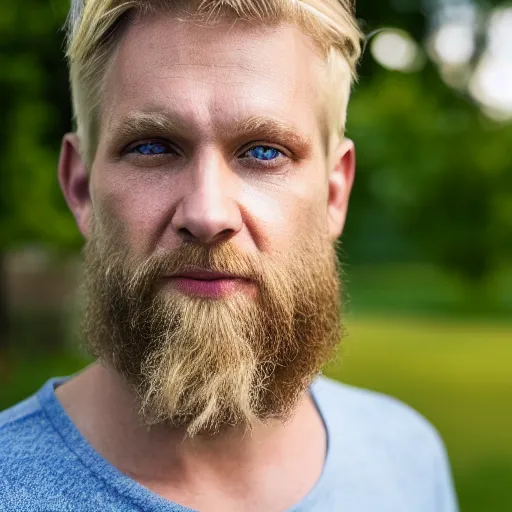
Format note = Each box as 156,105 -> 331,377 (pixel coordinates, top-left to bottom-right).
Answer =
68,1 -> 360,167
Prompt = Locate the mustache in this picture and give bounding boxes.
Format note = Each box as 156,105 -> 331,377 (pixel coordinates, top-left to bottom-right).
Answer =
118,241 -> 269,295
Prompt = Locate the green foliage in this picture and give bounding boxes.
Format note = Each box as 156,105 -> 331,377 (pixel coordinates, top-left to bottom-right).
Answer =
0,0 -> 79,251
346,73 -> 512,283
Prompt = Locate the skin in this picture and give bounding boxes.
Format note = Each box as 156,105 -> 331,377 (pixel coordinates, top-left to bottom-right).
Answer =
57,13 -> 355,512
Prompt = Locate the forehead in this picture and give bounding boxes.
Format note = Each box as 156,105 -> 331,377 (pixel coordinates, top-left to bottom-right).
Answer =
101,13 -> 327,142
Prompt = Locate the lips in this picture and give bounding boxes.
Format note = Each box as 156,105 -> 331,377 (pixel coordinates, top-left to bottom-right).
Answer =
170,270 -> 240,281
166,269 -> 254,299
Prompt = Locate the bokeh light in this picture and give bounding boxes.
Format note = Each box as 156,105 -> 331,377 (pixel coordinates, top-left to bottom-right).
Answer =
370,29 -> 424,72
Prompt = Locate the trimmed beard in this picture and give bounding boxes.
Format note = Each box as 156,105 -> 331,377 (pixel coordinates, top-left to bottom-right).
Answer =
82,220 -> 342,436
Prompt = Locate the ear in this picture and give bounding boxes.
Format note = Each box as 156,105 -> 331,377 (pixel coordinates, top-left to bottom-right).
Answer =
58,133 -> 92,239
326,138 -> 356,241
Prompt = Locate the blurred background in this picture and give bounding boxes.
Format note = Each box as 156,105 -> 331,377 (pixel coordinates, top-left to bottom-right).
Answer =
0,0 -> 511,510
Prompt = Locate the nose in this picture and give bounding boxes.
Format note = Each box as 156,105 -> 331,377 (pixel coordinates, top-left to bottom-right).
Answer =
172,154 -> 243,245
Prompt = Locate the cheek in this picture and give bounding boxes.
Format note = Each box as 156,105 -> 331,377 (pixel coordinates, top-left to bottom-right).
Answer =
241,169 -> 328,254
90,167 -> 176,252
90,161 -> 329,256
242,184 -> 290,244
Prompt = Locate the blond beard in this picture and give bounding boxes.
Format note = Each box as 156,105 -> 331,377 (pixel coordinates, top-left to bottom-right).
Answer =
82,221 -> 342,436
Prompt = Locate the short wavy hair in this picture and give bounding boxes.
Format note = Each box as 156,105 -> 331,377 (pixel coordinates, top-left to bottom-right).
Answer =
66,0 -> 363,166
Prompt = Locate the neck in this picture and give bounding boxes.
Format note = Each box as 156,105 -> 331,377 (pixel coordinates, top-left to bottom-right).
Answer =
56,363 -> 326,510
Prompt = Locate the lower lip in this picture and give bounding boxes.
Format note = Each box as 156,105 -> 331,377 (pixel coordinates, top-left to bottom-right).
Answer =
168,277 -> 254,299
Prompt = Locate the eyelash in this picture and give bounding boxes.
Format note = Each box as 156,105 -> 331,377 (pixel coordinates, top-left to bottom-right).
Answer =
125,140 -> 289,166
126,140 -> 180,157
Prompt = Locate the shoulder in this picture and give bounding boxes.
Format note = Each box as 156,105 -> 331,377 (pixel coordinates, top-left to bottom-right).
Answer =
0,393 -> 53,507
311,377 -> 458,510
0,394 -> 47,448
312,375 -> 444,447
0,381 -> 66,478
0,391 -> 53,469
312,376 -> 455,485
0,378 -> 68,456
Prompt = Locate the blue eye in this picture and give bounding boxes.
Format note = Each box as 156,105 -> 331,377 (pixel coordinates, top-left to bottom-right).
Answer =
131,142 -> 169,155
245,146 -> 282,161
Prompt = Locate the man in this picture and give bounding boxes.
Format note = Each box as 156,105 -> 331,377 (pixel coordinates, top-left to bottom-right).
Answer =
0,0 -> 458,510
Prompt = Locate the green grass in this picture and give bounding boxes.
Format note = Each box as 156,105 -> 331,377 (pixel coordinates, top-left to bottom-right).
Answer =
1,313 -> 511,512
326,314 -> 512,512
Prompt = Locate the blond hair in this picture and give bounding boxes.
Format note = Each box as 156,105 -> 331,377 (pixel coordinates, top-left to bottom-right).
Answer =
67,0 -> 363,166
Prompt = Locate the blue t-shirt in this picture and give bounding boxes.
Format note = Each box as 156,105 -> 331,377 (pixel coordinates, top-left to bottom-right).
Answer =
0,376 -> 458,511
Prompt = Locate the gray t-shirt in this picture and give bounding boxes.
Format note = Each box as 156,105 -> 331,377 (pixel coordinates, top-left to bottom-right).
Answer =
0,376 -> 458,511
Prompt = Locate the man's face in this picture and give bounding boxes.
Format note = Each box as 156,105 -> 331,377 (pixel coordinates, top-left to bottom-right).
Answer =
87,14 -> 351,255
60,13 -> 355,434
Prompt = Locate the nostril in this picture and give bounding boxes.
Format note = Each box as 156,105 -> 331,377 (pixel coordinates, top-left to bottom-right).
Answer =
178,227 -> 195,241
213,229 -> 234,243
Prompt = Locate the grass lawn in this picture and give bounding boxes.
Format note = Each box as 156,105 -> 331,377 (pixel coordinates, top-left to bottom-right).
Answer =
1,312 -> 511,511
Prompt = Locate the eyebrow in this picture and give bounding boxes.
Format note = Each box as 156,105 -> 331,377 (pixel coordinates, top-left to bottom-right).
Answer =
106,111 -> 188,149
228,115 -> 313,157
106,109 -> 314,157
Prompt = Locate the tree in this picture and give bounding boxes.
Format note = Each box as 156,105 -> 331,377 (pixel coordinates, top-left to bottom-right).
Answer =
346,72 -> 512,285
0,0 -> 79,354
342,0 -> 512,289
